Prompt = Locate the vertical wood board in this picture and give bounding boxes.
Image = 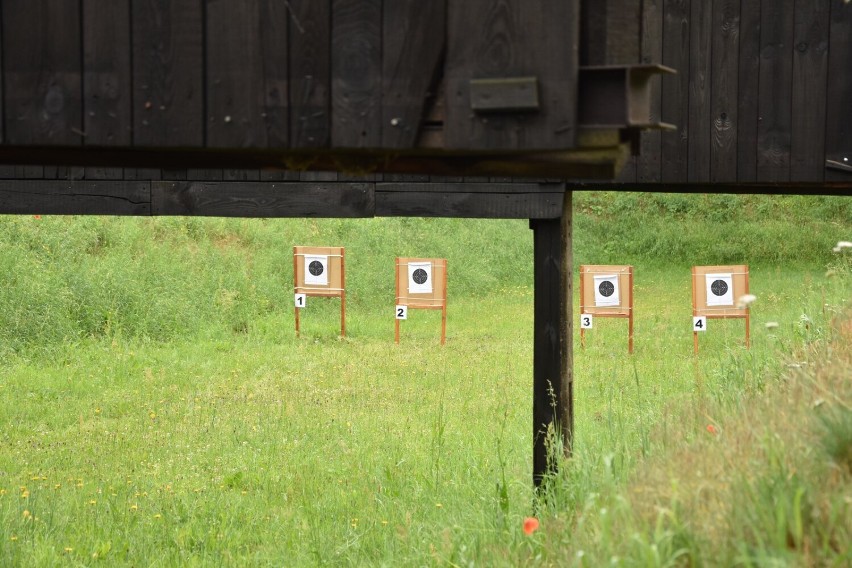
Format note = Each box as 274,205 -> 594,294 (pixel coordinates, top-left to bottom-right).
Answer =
737,0 -> 761,181
381,0 -> 446,149
825,0 -> 852,180
790,0 -> 829,182
709,0 -> 740,182
638,0 -> 664,183
83,0 -> 131,146
688,0 -> 712,181
132,0 -> 203,146
331,0 -> 382,148
756,0 -> 794,181
289,0 -> 331,147
661,0 -> 690,182
3,0 -> 82,145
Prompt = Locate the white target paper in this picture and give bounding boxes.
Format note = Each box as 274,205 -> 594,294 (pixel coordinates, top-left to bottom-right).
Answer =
408,262 -> 433,294
304,255 -> 329,286
593,274 -> 620,307
705,273 -> 733,306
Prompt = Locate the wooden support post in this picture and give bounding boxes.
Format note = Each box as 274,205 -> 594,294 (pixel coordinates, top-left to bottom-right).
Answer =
530,190 -> 573,487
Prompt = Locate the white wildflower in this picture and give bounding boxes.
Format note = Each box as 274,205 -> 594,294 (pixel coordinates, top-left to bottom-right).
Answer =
736,294 -> 757,308
765,321 -> 779,329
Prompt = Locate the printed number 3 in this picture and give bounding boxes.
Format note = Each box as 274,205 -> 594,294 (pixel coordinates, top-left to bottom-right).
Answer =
582,317 -> 590,326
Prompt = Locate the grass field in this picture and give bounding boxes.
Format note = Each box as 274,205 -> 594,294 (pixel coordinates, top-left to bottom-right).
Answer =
0,193 -> 849,565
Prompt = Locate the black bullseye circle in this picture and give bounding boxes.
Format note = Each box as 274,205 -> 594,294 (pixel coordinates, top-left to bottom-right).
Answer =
308,260 -> 324,276
598,280 -> 615,297
710,279 -> 728,296
412,268 -> 428,284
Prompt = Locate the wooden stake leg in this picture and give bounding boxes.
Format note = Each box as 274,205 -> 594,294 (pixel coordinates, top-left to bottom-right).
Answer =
295,307 -> 300,337
395,319 -> 400,344
341,293 -> 346,337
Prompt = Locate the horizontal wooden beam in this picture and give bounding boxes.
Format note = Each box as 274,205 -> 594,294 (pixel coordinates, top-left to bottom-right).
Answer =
0,180 -> 567,218
151,182 -> 375,217
0,180 -> 150,215
376,182 -> 564,218
0,144 -> 628,180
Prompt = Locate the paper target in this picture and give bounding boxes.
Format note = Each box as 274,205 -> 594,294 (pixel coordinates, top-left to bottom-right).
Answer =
705,273 -> 733,306
304,255 -> 328,286
593,274 -> 620,307
408,262 -> 433,294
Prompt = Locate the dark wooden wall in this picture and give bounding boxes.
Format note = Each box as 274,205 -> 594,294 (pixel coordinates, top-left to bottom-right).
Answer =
0,0 -> 579,153
611,0 -> 852,185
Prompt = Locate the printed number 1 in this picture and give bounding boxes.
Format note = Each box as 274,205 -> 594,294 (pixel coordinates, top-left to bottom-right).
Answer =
395,305 -> 407,320
693,316 -> 706,332
295,293 -> 306,308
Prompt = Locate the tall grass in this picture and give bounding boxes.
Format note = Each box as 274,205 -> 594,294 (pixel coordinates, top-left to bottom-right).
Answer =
0,192 -> 849,565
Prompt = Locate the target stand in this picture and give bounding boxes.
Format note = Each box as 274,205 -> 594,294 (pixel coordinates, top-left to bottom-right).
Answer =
579,265 -> 634,353
691,265 -> 750,355
395,258 -> 448,345
293,246 -> 345,337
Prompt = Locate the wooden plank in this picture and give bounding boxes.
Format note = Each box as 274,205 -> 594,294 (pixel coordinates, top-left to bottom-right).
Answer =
791,0 -> 830,182
377,182 -> 563,194
152,181 -> 375,217
638,0 -> 664,182
83,0 -> 131,146
382,0 -> 445,149
224,169 -> 261,181
737,0 -> 761,181
289,0 -> 330,147
661,0 -> 690,182
446,0 -> 579,150
331,0 -> 382,147
206,0 -> 289,148
824,0 -> 852,181
581,0 -> 642,65
710,0 -> 740,182
0,180 -> 150,214
376,190 -> 563,219
688,0 -> 713,181
3,0 -> 82,145
132,0 -> 203,146
756,0 -> 794,182
530,196 -> 572,485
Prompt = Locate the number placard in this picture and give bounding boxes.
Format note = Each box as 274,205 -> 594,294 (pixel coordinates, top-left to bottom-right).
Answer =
693,316 -> 707,332
295,293 -> 306,308
395,305 -> 408,320
580,313 -> 593,329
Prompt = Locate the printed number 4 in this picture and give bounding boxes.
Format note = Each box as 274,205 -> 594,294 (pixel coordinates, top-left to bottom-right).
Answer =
693,316 -> 706,332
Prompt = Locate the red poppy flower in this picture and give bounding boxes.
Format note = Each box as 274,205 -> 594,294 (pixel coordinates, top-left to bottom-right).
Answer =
523,517 -> 539,535
706,424 -> 717,435
33,215 -> 42,220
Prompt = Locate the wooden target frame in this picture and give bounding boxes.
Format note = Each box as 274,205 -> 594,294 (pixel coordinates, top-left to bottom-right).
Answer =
395,257 -> 448,345
579,265 -> 634,353
691,265 -> 749,354
293,246 -> 345,337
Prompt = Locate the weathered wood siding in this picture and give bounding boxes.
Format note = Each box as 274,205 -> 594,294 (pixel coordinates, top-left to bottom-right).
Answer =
0,0 -> 579,153
620,0 -> 852,185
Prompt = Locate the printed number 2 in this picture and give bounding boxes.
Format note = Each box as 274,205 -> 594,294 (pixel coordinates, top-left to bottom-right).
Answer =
295,293 -> 306,308
580,314 -> 593,329
693,316 -> 706,332
395,305 -> 407,320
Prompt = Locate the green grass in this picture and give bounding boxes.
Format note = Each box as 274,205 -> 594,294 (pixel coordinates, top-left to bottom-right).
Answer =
0,193 -> 849,565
